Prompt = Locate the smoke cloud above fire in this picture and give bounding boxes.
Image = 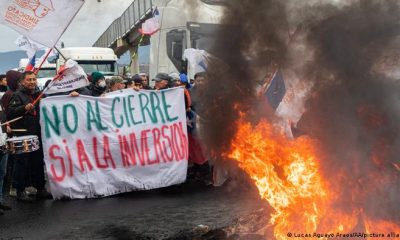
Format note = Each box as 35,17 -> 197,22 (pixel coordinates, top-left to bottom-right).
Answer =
196,0 -> 400,225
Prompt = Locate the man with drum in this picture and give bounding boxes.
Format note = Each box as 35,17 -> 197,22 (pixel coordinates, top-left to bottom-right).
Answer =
8,71 -> 51,201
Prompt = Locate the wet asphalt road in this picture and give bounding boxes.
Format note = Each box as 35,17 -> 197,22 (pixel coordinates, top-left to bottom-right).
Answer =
0,182 -> 265,240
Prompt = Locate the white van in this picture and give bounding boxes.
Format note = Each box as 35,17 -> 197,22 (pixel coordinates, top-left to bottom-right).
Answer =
56,47 -> 118,77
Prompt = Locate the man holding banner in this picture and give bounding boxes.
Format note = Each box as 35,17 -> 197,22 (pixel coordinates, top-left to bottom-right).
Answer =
8,71 -> 50,201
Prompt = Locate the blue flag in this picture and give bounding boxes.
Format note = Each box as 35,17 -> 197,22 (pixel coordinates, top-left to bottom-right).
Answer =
265,71 -> 286,110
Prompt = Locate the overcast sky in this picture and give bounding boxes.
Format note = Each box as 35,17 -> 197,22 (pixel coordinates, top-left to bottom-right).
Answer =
0,0 -> 133,52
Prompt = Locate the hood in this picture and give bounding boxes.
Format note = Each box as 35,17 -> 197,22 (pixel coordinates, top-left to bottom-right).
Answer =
6,70 -> 22,91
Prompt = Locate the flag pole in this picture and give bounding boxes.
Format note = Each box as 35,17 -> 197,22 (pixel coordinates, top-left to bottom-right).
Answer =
259,67 -> 279,97
30,77 -> 57,107
30,70 -> 64,106
258,24 -> 302,98
34,48 -> 53,75
128,34 -> 145,72
31,47 -> 67,106
54,46 -> 67,60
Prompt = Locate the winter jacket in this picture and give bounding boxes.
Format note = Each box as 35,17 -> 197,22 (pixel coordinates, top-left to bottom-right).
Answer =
8,87 -> 41,137
2,70 -> 21,116
80,84 -> 106,97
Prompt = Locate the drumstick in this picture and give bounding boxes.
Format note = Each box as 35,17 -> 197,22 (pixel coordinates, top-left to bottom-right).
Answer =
0,116 -> 23,126
11,129 -> 27,132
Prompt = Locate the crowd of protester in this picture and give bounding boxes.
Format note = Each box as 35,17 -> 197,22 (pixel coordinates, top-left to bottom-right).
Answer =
0,69 -> 212,216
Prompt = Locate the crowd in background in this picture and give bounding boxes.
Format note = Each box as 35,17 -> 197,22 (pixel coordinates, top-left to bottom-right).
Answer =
0,69 -> 211,216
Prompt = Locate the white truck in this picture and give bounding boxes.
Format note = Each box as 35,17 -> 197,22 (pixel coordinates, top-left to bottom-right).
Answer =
56,47 -> 119,77
149,0 -> 225,79
19,58 -> 57,90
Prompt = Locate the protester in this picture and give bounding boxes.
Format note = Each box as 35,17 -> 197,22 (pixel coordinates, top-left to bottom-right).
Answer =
124,77 -> 133,89
169,73 -> 181,88
139,73 -> 152,90
186,72 -> 211,185
8,71 -> 51,201
81,72 -> 107,96
190,72 -> 206,112
132,74 -> 143,89
2,70 -> 22,115
107,76 -> 126,92
0,74 -> 7,93
0,103 -> 11,214
1,70 -> 21,199
153,73 -> 171,90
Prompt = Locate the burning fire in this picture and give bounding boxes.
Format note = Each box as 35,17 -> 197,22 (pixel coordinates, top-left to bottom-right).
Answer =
227,116 -> 400,239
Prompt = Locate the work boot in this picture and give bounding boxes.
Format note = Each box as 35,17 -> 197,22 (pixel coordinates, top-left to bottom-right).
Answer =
16,191 -> 34,202
0,203 -> 11,210
36,190 -> 52,200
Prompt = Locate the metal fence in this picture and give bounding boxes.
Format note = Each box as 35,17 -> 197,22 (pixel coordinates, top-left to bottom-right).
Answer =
93,0 -> 153,48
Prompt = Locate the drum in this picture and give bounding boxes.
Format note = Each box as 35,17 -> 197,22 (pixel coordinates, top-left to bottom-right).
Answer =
0,133 -> 7,153
7,135 -> 40,154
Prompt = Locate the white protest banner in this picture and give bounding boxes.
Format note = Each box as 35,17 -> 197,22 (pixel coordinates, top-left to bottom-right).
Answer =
45,59 -> 89,94
0,0 -> 84,47
40,88 -> 188,199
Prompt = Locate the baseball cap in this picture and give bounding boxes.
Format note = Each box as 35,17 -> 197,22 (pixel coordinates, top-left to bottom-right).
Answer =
132,74 -> 143,84
152,73 -> 171,82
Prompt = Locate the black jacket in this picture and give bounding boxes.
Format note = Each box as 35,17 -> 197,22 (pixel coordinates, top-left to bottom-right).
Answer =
8,87 -> 41,136
81,84 -> 105,97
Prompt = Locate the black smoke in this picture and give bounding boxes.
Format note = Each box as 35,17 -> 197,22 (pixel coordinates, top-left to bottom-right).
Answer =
196,0 -> 400,226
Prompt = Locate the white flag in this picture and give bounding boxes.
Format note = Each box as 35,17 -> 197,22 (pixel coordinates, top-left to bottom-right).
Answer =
183,48 -> 210,73
15,35 -> 45,59
1,0 -> 84,47
37,47 -> 57,65
45,59 -> 89,94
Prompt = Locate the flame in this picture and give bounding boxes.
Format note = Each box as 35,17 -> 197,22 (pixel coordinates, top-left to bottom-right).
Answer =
227,117 -> 400,239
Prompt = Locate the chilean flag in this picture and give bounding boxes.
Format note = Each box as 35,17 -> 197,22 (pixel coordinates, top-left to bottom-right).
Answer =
25,54 -> 36,72
264,71 -> 286,110
139,8 -> 160,35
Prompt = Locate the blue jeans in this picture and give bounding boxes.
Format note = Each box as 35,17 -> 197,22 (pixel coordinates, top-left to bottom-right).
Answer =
0,153 -> 8,203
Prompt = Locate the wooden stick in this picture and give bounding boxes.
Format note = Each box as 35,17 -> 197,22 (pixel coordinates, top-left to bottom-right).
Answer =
11,129 -> 27,132
0,116 -> 23,126
34,48 -> 53,75
129,34 -> 145,68
261,68 -> 279,95
30,70 -> 60,107
54,46 -> 67,60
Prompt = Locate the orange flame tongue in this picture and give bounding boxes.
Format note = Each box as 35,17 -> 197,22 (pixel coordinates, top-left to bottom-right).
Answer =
228,119 -> 329,239
227,117 -> 400,239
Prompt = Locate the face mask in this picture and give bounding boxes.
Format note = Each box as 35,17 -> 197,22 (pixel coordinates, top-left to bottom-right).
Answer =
98,80 -> 106,88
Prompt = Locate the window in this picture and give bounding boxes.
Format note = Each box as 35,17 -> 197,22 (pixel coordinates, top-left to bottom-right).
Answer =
77,61 -> 118,76
166,29 -> 187,72
200,0 -> 228,5
188,22 -> 220,52
37,68 -> 57,78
